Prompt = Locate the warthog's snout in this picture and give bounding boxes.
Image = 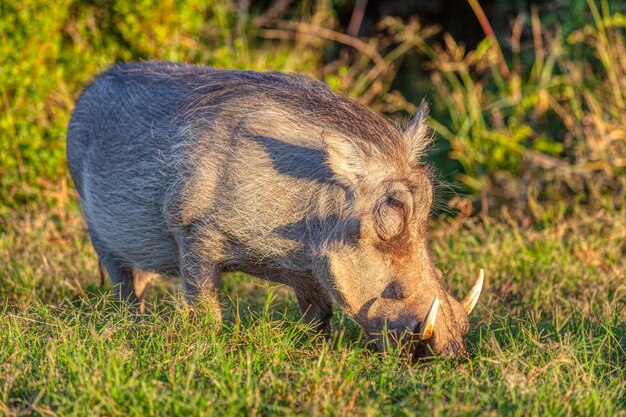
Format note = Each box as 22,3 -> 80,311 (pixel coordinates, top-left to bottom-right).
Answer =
413,269 -> 484,358
373,269 -> 485,360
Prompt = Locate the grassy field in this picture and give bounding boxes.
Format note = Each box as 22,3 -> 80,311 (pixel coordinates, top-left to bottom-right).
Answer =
1,204 -> 624,416
2,1 -> 626,416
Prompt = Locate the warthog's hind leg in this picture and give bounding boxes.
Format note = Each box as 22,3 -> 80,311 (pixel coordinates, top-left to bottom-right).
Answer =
176,234 -> 223,324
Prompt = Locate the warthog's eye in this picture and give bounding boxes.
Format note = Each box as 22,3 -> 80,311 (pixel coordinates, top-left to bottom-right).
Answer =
381,281 -> 408,300
387,196 -> 405,214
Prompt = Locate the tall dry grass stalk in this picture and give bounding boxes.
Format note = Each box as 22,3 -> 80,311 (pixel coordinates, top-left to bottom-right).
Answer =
419,0 -> 626,220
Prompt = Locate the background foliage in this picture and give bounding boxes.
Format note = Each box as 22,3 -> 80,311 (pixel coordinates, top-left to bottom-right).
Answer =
2,0 -> 625,219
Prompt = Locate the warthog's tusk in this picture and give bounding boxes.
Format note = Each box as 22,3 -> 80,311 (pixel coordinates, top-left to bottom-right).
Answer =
419,297 -> 440,340
462,268 -> 484,314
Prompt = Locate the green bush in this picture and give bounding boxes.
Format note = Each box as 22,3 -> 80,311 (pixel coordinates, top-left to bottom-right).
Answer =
1,0 -> 74,209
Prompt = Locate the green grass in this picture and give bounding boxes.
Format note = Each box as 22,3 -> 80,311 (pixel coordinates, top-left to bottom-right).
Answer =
1,205 -> 624,416
2,1 -> 625,415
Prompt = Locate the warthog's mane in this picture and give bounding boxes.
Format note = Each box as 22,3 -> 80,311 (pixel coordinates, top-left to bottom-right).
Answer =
110,61 -> 409,163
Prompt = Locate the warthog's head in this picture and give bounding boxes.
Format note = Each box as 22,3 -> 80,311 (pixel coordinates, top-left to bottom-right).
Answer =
319,102 -> 483,359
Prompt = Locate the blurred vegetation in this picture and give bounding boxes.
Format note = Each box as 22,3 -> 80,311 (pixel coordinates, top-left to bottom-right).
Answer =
1,0 -> 625,221
423,0 -> 626,220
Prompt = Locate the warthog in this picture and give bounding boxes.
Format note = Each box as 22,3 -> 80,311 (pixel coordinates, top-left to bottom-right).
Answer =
67,62 -> 483,358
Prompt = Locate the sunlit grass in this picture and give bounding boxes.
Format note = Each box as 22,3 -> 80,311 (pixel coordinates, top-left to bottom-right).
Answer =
1,206 -> 624,416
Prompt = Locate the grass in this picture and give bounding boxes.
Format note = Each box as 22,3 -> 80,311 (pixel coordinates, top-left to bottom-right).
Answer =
2,1 -> 626,415
1,204 -> 624,416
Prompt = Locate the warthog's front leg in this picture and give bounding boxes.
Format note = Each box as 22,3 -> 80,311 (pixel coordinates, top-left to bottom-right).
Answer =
176,234 -> 223,323
294,285 -> 333,335
100,257 -> 151,313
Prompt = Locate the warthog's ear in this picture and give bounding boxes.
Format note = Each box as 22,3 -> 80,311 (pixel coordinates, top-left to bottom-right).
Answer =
404,100 -> 433,164
374,191 -> 412,240
322,131 -> 374,185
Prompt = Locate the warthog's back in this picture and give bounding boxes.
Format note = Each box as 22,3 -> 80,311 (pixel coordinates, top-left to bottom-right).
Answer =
67,62 -> 208,195
67,62 -> 206,270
